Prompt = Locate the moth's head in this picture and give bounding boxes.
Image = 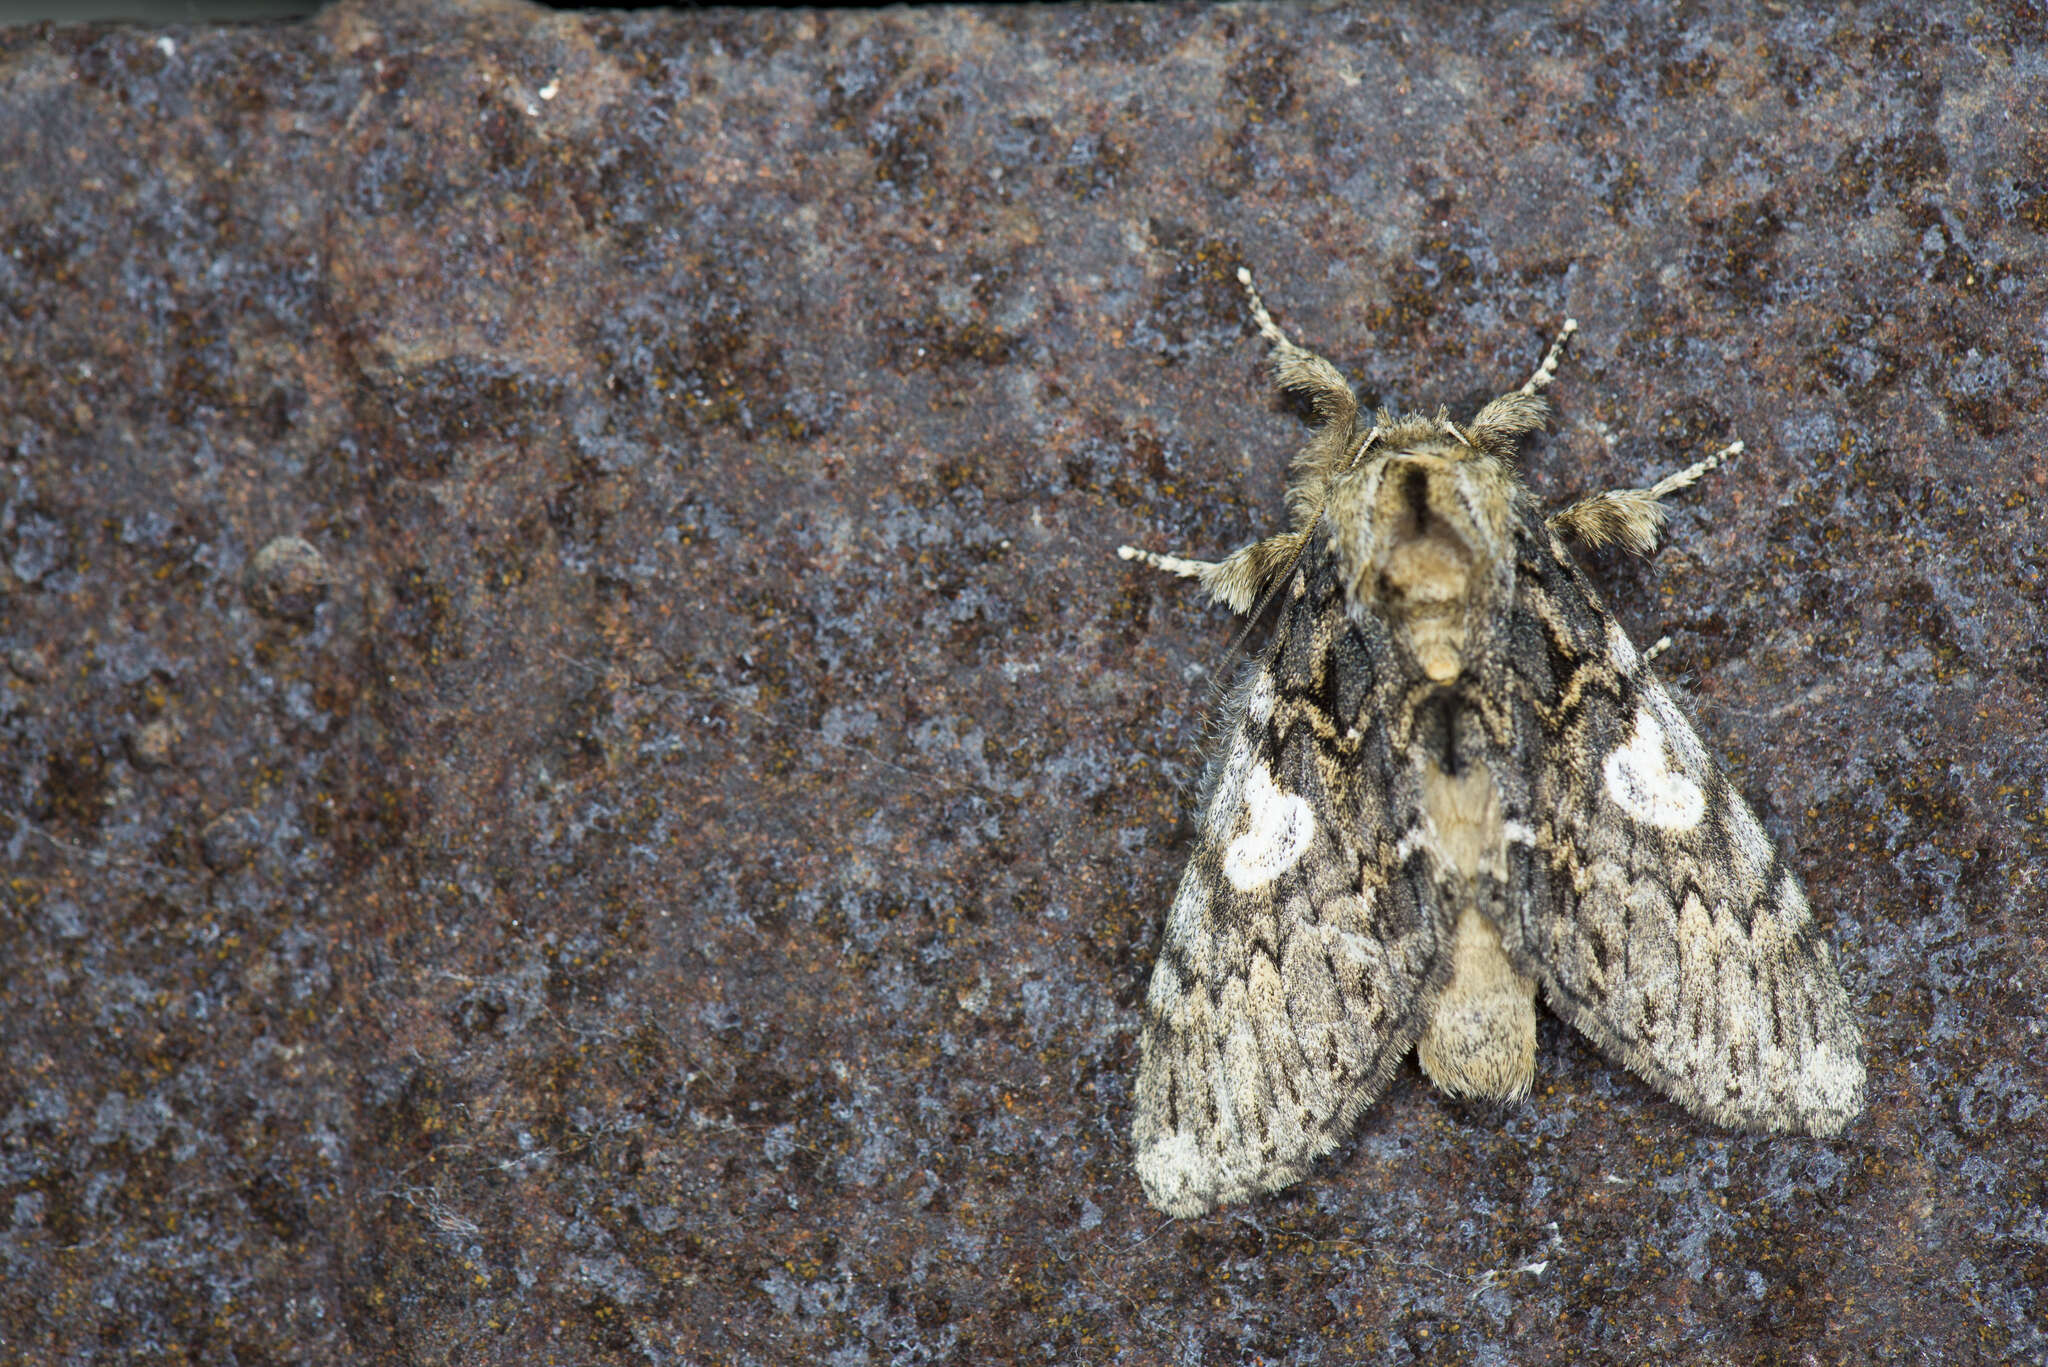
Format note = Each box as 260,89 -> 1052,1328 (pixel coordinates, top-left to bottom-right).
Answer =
1325,433 -> 1518,684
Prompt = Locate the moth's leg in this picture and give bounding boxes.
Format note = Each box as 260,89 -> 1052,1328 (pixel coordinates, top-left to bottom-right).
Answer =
1118,526 -> 1314,615
1548,440 -> 1743,555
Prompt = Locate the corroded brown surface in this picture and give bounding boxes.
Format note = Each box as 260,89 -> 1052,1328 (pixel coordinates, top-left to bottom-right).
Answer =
3,2 -> 2043,1362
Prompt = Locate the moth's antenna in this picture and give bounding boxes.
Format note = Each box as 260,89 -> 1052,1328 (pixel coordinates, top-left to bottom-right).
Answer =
1185,269 -> 1342,734
1237,265 -> 1290,347
1518,318 -> 1579,397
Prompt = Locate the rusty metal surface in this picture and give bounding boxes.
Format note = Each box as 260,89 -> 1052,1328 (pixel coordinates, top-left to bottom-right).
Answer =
2,1 -> 2043,1361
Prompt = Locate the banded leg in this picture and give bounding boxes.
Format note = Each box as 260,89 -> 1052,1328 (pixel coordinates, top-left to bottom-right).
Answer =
1118,527 -> 1314,615
1548,440 -> 1743,555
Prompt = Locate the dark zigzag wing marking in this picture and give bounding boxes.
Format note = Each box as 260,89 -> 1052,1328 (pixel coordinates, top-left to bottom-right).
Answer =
1505,509 -> 1865,1134
1131,549 -> 1445,1218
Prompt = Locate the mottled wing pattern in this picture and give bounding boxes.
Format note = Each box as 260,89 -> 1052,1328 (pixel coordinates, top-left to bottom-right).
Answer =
1132,553 -> 1444,1218
1509,519 -> 1865,1134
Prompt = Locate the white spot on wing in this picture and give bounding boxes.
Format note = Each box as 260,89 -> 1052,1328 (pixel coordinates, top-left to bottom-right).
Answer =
1245,674 -> 1277,725
1725,792 -> 1769,855
1795,1041 -> 1865,1117
1222,765 -> 1316,891
1164,876 -> 1209,960
1199,679 -> 1278,836
1134,1132 -> 1208,1218
1146,955 -> 1183,1010
1644,680 -> 1713,775
1603,708 -> 1706,830
1204,735 -> 1256,835
1606,620 -> 1639,671
1722,790 -> 1777,892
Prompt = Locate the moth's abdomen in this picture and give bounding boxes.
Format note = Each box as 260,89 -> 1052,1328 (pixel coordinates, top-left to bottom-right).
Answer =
1416,904 -> 1538,1103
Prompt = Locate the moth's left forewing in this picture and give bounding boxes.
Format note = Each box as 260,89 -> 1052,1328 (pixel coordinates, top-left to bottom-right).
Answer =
1131,560 -> 1442,1218
1508,520 -> 1866,1136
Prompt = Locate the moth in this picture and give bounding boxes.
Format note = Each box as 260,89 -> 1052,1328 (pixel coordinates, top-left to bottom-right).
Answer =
1120,270 -> 1864,1218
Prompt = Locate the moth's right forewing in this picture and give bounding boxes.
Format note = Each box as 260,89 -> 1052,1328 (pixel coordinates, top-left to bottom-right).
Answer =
1510,529 -> 1865,1135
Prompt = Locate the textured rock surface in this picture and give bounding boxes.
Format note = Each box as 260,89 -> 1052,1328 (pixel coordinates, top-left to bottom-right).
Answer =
3,1 -> 2044,1362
